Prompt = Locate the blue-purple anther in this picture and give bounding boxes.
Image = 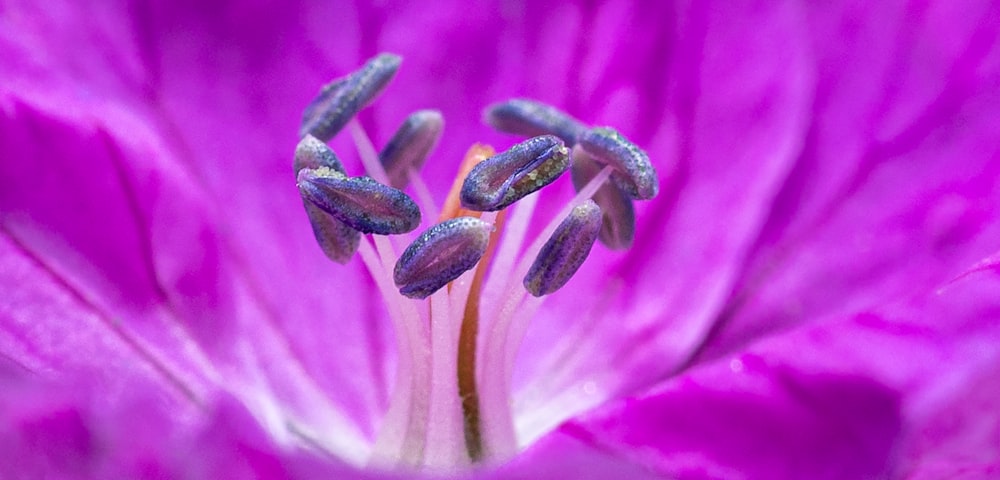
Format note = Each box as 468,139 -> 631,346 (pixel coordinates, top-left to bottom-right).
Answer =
300,53 -> 402,142
460,135 -> 571,212
294,136 -> 361,263
484,99 -> 587,145
524,200 -> 603,296
394,217 -> 493,299
578,127 -> 659,200
570,146 -> 636,250
297,168 -> 421,235
379,109 -> 444,189
294,134 -> 347,174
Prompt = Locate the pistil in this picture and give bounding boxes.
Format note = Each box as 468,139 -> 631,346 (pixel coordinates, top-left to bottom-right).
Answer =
435,145 -> 503,462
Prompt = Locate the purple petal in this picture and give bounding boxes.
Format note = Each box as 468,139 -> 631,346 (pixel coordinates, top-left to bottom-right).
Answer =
1,0 -> 394,449
2,0 -> 998,476
0,372 -> 384,480
486,432 -> 663,480
512,0 -> 814,431
0,106 -> 219,406
693,0 -> 1000,364
558,254 -> 1000,478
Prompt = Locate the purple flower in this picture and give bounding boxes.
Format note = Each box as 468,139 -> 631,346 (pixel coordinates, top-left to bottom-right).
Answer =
2,1 -> 999,478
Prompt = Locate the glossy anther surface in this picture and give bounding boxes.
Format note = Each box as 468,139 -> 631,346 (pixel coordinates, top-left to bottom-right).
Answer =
300,53 -> 402,142
523,200 -> 602,296
379,110 -> 444,188
298,168 -> 421,235
484,99 -> 587,145
578,127 -> 658,200
460,135 -> 570,211
394,217 -> 493,299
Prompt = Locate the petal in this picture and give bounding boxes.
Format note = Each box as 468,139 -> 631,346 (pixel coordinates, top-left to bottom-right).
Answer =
0,374 -> 382,480
1,4 -> 380,458
897,357 -> 1000,478
511,0 -> 814,440
560,253 -> 1000,478
7,0 -> 996,476
695,0 -> 1000,363
487,432 -> 663,480
893,255 -> 1000,478
0,105 -> 218,406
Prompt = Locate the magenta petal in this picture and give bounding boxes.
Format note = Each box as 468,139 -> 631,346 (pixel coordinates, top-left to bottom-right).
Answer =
1,0 -> 395,447
0,220 -> 211,411
0,371 -> 384,480
0,380 -> 95,478
512,0 -> 814,429
694,0 -> 1000,363
560,255 -> 1000,478
486,432 -> 663,480
514,3 -> 1000,444
0,99 -> 235,349
2,0 -> 999,476
564,369 -> 901,479
176,398 -> 383,480
898,361 -> 1000,478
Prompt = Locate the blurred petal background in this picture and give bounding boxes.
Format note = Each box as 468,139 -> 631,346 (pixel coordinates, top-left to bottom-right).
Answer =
1,0 -> 998,478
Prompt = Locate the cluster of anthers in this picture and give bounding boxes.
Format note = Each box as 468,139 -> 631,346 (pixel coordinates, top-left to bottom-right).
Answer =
294,53 -> 658,471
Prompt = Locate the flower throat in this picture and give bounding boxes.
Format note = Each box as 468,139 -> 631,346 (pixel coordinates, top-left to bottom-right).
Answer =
294,53 -> 658,471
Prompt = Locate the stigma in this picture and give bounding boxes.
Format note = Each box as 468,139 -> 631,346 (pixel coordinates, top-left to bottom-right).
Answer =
294,53 -> 658,471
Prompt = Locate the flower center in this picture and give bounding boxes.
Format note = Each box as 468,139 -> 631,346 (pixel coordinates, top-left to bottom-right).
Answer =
342,129 -> 614,470
293,53 -> 657,472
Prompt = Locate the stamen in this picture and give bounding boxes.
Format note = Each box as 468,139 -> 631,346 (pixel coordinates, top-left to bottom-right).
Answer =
358,238 -> 430,468
460,135 -> 570,211
424,287 -> 464,469
294,134 -> 347,174
407,169 -> 440,219
453,211 -> 502,462
294,135 -> 361,263
523,200 -> 602,296
578,127 -> 659,200
393,217 -> 493,299
478,166 -> 613,461
300,203 -> 363,264
349,120 -> 391,186
380,110 -> 445,189
300,53 -> 402,142
570,145 -> 636,250
484,99 -> 587,145
294,53 -> 662,471
297,168 -> 421,235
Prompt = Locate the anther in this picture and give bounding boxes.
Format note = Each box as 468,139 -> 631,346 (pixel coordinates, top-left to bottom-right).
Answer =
577,127 -> 658,200
298,168 -> 421,235
394,217 -> 493,299
294,136 -> 361,263
295,134 -> 347,174
302,203 -> 363,264
484,99 -> 587,145
570,146 -> 635,250
523,200 -> 602,296
300,53 -> 402,142
379,110 -> 444,189
460,135 -> 570,212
